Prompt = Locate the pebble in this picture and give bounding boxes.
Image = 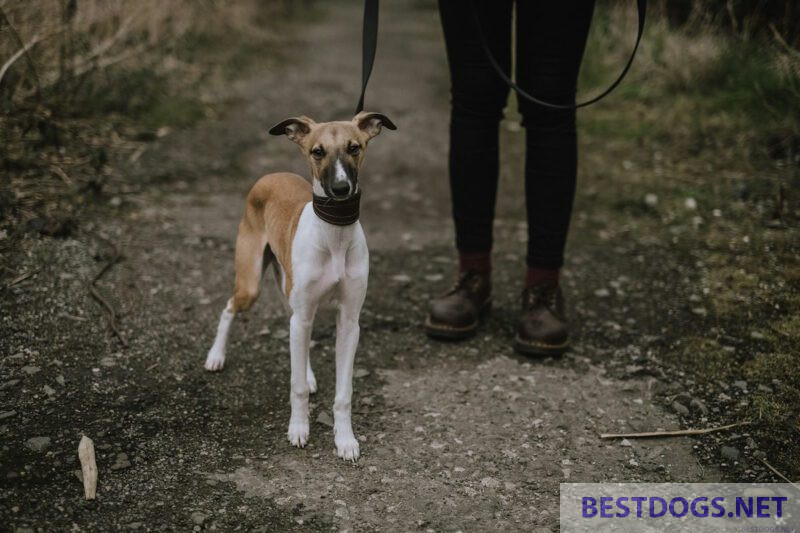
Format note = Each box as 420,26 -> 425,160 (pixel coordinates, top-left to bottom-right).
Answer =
273,329 -> 289,340
480,477 -> 500,488
316,412 -> 334,427
594,288 -> 610,298
684,198 -> 697,210
43,385 -> 56,396
0,380 -> 20,390
111,452 -> 131,470
733,380 -> 748,392
721,446 -> 740,461
55,375 -> 65,386
391,274 -> 411,283
191,511 -> 208,525
690,398 -> 708,415
21,366 -> 40,375
354,368 -> 370,378
25,436 -> 51,452
671,401 -> 689,416
644,193 -> 658,207
620,439 -> 633,447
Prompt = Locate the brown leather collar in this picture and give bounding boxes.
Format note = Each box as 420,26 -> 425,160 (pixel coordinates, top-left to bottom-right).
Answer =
312,190 -> 361,226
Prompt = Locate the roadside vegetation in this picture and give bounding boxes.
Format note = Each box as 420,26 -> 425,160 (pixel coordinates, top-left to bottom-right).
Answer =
577,0 -> 799,479
0,0 -> 302,238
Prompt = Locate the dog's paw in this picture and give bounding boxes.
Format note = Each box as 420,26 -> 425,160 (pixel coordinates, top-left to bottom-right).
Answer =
204,350 -> 225,372
335,433 -> 360,462
287,420 -> 310,448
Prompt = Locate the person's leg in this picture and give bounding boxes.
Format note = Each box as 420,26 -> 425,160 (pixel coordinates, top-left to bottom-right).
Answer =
426,1 -> 512,340
516,1 -> 595,284
513,1 -> 595,355
438,0 -> 513,276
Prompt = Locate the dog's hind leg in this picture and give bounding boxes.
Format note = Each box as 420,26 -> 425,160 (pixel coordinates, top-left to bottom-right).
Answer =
205,219 -> 269,372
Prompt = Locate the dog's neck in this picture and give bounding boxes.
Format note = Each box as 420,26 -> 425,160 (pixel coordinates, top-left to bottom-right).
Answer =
312,190 -> 361,226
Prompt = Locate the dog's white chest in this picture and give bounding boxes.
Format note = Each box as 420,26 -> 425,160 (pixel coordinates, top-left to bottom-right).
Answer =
289,203 -> 369,309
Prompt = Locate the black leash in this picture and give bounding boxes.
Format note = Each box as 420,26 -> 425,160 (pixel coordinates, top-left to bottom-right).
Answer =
469,0 -> 647,110
356,0 -> 379,114
355,1 -> 644,113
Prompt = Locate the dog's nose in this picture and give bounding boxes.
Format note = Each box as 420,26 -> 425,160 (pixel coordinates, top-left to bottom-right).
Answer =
331,182 -> 351,197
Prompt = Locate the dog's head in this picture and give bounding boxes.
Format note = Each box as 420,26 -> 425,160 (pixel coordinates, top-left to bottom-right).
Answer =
269,112 -> 396,199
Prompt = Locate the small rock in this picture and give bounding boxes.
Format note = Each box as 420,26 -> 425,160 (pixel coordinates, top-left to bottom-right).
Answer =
620,439 -> 633,447
21,366 -> 40,375
26,436 -> 51,452
750,331 -> 765,340
691,307 -> 707,317
190,511 -> 208,525
684,198 -> 697,210
55,375 -> 65,386
0,380 -> 20,390
644,193 -> 658,207
100,357 -> 116,367
690,398 -> 708,415
354,368 -> 370,378
43,385 -> 56,396
733,380 -> 748,392
316,412 -> 334,427
391,274 -> 411,283
594,288 -> 610,298
424,273 -> 443,282
481,477 -> 500,488
721,446 -> 740,461
672,401 -> 689,416
273,329 -> 289,340
111,452 -> 131,470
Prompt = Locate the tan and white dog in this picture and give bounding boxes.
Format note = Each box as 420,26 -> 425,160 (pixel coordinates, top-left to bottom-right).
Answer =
204,111 -> 395,461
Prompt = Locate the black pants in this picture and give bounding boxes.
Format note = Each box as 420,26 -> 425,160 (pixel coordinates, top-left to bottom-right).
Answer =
439,0 -> 595,269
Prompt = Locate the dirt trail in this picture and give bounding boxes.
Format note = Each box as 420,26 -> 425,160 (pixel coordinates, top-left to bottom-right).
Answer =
2,1 -> 723,531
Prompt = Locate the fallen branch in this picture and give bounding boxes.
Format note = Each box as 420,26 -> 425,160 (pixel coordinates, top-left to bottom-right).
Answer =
761,459 -> 800,490
78,436 -> 98,500
88,234 -> 127,347
599,421 -> 749,439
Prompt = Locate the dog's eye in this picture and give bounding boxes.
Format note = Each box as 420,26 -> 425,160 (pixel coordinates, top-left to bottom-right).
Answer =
311,147 -> 325,159
347,144 -> 361,156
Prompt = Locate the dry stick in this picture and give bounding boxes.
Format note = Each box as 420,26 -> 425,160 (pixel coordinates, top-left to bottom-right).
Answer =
78,436 -> 98,500
599,421 -> 749,439
1,270 -> 39,291
0,6 -> 42,99
761,459 -> 800,490
88,235 -> 128,347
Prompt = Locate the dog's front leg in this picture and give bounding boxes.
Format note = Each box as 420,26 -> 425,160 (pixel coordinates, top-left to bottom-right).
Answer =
287,304 -> 316,448
333,277 -> 367,462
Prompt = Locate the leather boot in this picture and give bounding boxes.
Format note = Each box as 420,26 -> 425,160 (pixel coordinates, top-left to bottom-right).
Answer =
515,284 -> 569,355
425,271 -> 491,340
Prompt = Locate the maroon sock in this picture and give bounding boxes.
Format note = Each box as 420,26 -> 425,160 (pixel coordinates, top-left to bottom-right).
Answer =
459,250 -> 491,277
525,266 -> 559,287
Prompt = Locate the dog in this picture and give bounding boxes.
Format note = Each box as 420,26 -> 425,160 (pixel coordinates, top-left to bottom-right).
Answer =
204,111 -> 396,461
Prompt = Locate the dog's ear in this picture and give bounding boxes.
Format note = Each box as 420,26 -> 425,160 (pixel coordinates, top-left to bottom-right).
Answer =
353,112 -> 396,140
268,116 -> 316,144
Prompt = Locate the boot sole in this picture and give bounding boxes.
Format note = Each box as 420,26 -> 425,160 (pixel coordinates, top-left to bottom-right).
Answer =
513,335 -> 569,356
424,301 -> 491,340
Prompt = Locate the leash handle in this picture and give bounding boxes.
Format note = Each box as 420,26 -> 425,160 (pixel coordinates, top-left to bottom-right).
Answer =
356,0 -> 379,114
470,0 -> 647,110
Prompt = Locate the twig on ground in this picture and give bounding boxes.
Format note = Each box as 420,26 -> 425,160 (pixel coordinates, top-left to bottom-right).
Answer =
78,436 -> 98,500
761,458 -> 800,489
88,234 -> 128,347
1,269 -> 39,291
599,421 -> 749,439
